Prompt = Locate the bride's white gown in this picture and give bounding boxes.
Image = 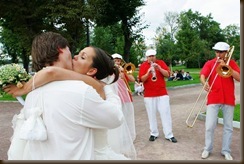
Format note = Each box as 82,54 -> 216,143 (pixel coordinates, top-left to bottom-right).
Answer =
8,109 -> 136,160
111,78 -> 136,141
8,83 -> 136,160
94,129 -> 129,160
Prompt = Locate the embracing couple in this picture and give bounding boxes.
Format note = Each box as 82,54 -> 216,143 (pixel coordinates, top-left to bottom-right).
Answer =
5,32 -> 136,160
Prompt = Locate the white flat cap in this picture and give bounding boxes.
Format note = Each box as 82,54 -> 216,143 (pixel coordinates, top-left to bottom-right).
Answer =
145,49 -> 157,56
212,42 -> 230,51
112,53 -> 123,59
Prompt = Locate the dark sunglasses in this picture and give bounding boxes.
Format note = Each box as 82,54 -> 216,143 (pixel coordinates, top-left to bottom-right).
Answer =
215,50 -> 227,53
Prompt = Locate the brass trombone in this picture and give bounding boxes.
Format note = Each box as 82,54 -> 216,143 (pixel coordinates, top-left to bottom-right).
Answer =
120,60 -> 136,93
123,62 -> 136,75
185,46 -> 234,128
216,46 -> 234,78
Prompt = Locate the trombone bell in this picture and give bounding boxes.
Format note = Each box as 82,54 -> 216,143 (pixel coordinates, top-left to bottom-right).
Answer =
124,62 -> 136,75
216,65 -> 233,78
216,46 -> 234,78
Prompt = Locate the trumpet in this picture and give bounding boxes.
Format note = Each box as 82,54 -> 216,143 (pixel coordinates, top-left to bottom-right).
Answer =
186,46 -> 235,128
150,62 -> 157,81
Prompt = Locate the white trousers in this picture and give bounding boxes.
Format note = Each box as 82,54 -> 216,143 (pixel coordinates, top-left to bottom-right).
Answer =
144,95 -> 173,139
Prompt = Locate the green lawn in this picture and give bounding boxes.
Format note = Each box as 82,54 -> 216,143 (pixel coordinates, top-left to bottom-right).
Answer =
0,93 -> 19,101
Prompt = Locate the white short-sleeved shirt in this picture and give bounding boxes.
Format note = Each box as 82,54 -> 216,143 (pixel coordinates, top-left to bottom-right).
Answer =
21,80 -> 123,160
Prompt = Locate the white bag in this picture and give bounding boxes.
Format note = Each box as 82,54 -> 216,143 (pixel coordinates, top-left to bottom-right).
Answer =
19,87 -> 47,141
19,106 -> 47,141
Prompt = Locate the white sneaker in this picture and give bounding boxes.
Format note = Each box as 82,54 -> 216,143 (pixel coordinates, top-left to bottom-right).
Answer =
201,150 -> 210,159
224,153 -> 233,160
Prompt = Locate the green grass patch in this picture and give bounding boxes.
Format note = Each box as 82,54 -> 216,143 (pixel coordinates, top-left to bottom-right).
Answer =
218,104 -> 240,122
0,93 -> 26,101
201,104 -> 240,122
166,75 -> 200,87
170,65 -> 201,73
0,93 -> 16,101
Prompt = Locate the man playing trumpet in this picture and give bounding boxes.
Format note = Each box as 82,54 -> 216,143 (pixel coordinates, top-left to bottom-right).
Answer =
200,42 -> 240,160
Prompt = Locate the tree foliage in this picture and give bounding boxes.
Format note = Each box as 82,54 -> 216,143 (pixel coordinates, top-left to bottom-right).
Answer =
91,23 -> 123,53
175,10 -> 226,68
0,2 -> 240,70
0,0 -> 90,71
222,24 -> 240,61
155,9 -> 240,69
88,0 -> 146,62
0,0 -> 146,70
0,0 -> 50,71
155,12 -> 179,69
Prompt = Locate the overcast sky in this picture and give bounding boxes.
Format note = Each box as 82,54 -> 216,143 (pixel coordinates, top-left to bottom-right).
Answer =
139,0 -> 240,45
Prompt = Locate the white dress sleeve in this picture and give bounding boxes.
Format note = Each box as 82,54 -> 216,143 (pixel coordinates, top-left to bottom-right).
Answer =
80,85 -> 124,129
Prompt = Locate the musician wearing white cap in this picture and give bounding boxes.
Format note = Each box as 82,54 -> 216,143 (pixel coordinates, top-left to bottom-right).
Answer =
112,53 -> 136,93
200,42 -> 240,160
139,49 -> 177,143
109,53 -> 136,155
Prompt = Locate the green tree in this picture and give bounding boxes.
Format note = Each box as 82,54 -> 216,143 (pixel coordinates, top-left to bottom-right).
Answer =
222,24 -> 240,62
0,0 -> 92,71
88,0 -> 146,62
1,0 -> 147,69
155,11 -> 179,70
91,23 -> 124,54
0,0 -> 50,71
130,36 -> 147,66
0,28 -> 22,64
175,9 -> 224,68
38,0 -> 89,54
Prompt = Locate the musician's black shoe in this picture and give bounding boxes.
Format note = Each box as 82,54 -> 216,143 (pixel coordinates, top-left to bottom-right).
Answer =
149,135 -> 157,141
166,137 -> 177,143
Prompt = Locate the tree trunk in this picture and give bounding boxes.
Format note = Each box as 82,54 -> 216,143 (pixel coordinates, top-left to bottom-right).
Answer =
122,19 -> 132,62
21,49 -> 29,73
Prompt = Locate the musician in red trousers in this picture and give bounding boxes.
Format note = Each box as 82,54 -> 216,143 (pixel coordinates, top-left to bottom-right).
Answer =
139,49 -> 177,143
200,42 -> 240,160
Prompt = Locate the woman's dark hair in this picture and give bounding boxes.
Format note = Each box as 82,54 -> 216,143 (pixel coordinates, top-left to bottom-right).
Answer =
90,46 -> 119,84
31,32 -> 70,72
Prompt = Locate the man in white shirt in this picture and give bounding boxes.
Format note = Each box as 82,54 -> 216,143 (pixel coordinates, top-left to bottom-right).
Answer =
8,32 -> 123,160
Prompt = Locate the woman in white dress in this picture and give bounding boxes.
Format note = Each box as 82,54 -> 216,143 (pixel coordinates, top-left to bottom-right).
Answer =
111,54 -> 136,142
5,46 -> 136,160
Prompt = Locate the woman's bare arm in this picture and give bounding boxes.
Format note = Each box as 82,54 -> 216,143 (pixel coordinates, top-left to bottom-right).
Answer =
4,67 -> 105,99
